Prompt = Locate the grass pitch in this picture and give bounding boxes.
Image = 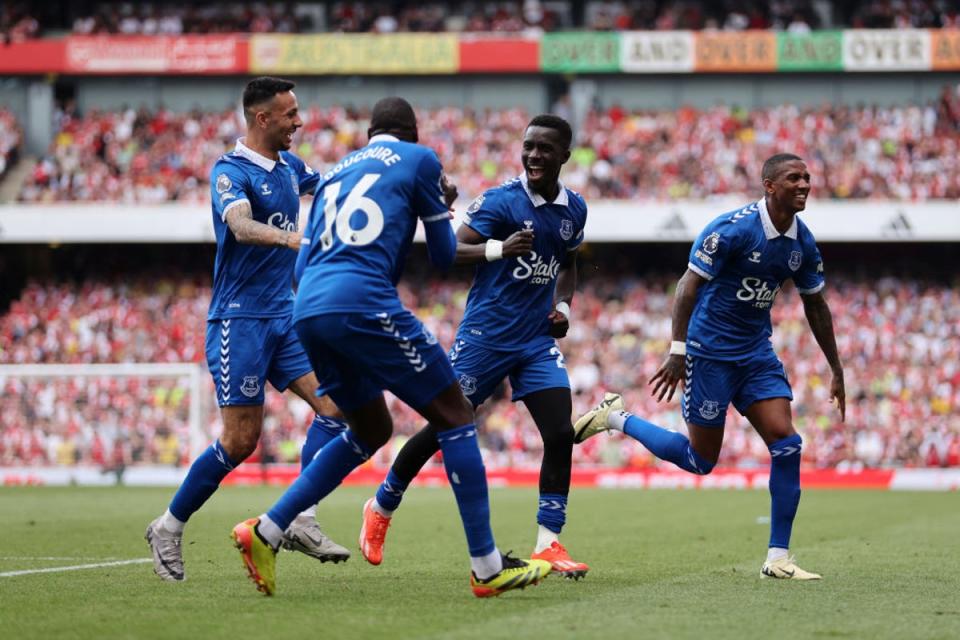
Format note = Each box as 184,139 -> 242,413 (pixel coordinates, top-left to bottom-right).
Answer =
1,485 -> 958,640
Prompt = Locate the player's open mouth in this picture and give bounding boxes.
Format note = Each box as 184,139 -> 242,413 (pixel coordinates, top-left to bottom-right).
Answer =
284,132 -> 294,144
527,166 -> 545,180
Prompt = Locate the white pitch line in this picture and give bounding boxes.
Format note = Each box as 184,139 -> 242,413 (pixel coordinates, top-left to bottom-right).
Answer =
0,556 -> 116,561
0,558 -> 152,578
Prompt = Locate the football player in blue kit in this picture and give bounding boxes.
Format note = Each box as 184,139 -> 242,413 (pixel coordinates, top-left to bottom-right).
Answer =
229,97 -> 552,597
575,154 -> 845,580
359,115 -> 592,579
145,77 -> 350,582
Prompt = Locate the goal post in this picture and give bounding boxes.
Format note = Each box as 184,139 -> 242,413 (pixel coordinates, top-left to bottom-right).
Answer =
0,362 -> 210,467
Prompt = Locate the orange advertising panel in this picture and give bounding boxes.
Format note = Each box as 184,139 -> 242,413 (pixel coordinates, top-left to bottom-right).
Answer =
694,31 -> 776,72
931,29 -> 960,70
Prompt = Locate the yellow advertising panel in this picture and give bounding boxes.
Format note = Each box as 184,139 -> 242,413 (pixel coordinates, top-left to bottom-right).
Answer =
250,34 -> 458,74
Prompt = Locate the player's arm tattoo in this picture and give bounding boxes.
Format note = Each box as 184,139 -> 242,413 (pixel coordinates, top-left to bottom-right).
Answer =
225,201 -> 300,250
800,291 -> 843,373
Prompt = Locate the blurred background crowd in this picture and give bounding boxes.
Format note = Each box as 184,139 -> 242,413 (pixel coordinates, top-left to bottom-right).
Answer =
4,0 -> 960,40
2,271 -> 958,470
11,88 -> 960,205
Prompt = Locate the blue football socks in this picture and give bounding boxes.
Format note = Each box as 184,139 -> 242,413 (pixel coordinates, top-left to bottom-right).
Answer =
266,429 -> 371,533
536,493 -> 567,534
768,434 -> 803,549
622,414 -> 715,475
436,424 -> 496,558
168,439 -> 236,522
301,415 -> 348,472
375,468 -> 410,513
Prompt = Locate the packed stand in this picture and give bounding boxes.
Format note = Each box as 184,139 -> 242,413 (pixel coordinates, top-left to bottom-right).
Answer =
586,0 -> 823,32
0,108 -> 23,179
2,273 -> 958,469
15,1 -> 960,35
843,0 -> 960,28
19,90 -> 960,204
69,2 -> 314,35
571,93 -> 960,201
0,2 -> 39,42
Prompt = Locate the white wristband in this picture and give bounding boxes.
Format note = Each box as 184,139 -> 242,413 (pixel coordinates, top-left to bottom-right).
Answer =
484,239 -> 503,261
555,301 -> 571,318
669,340 -> 687,356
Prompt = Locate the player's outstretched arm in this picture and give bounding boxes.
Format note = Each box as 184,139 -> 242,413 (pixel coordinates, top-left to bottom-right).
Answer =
548,248 -> 578,338
225,201 -> 301,250
800,291 -> 846,421
453,224 -> 534,265
649,269 -> 705,403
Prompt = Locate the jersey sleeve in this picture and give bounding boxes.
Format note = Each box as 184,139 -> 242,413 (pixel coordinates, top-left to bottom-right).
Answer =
688,218 -> 738,281
463,191 -> 502,239
567,196 -> 587,251
211,161 -> 252,222
297,158 -> 320,195
793,228 -> 825,294
413,150 -> 452,223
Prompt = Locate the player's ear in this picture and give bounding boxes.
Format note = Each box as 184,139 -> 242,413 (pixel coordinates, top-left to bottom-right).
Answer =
560,148 -> 571,165
762,177 -> 775,194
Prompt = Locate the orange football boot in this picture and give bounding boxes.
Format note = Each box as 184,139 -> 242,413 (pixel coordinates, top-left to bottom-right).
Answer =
531,541 -> 589,580
359,498 -> 392,565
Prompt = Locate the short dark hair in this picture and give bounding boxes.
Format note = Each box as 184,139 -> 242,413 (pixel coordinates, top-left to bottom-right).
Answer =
369,96 -> 417,137
526,114 -> 573,150
242,76 -> 295,121
761,153 -> 804,182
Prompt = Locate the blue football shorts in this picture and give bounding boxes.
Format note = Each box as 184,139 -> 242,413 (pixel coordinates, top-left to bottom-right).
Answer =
449,335 -> 570,407
205,315 -> 313,407
680,351 -> 793,427
293,310 -> 456,413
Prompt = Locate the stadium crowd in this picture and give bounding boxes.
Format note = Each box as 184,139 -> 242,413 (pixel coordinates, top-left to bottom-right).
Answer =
2,274 -> 958,470
0,108 -> 22,180
17,93 -> 960,204
5,0 -> 960,38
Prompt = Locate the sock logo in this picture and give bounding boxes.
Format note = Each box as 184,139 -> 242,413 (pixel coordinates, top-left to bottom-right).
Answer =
771,444 -> 802,457
538,499 -> 566,511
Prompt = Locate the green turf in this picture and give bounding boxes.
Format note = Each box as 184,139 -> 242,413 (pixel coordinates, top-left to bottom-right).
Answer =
1,486 -> 958,640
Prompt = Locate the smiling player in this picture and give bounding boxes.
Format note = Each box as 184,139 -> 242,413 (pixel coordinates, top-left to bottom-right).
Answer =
145,77 -> 350,582
574,153 -> 845,580
359,114 -> 591,578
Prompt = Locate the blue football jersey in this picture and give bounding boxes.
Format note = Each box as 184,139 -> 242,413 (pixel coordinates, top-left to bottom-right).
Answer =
458,175 -> 587,350
294,134 -> 451,320
686,199 -> 825,361
208,139 -> 319,320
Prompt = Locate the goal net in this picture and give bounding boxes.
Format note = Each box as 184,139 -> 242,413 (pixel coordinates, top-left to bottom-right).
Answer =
0,363 -> 209,485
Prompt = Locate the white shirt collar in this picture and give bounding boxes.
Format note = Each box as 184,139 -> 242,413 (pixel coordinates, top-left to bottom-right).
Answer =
368,134 -> 400,144
519,173 -> 569,208
234,138 -> 287,172
757,198 -> 798,240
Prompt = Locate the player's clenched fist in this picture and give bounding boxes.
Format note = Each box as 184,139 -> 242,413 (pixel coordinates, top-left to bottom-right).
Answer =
440,173 -> 458,210
502,229 -> 534,258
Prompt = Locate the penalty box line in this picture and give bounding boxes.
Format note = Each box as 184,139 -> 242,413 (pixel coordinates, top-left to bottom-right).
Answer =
0,558 -> 152,578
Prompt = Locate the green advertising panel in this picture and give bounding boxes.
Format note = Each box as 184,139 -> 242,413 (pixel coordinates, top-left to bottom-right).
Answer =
541,33 -> 620,72
777,31 -> 843,71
